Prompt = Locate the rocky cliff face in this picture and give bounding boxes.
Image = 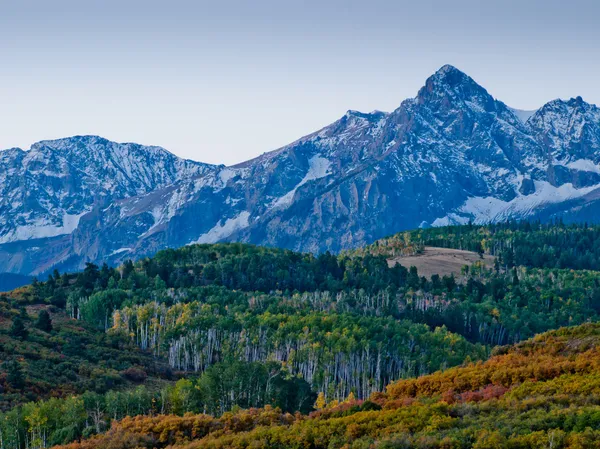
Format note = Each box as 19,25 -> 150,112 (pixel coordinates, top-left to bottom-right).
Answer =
3,65 -> 600,275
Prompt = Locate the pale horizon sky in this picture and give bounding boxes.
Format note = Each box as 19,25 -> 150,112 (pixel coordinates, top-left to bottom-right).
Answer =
1,0 -> 600,165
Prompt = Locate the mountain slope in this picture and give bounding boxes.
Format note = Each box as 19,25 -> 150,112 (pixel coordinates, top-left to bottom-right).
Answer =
3,66 -> 600,274
51,323 -> 600,449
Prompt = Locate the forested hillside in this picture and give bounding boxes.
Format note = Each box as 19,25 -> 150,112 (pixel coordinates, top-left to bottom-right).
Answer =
2,224 -> 600,448
357,221 -> 600,271
53,323 -> 600,449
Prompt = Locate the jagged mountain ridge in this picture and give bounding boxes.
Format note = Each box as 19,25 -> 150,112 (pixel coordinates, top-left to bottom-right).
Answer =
0,135 -> 215,243
3,64 -> 600,275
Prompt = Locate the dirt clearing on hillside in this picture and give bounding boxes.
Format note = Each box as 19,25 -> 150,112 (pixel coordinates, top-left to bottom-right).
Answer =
387,246 -> 496,278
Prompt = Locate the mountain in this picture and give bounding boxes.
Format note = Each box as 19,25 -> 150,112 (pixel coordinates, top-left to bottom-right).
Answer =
0,136 -> 213,243
3,65 -> 600,275
0,136 -> 217,274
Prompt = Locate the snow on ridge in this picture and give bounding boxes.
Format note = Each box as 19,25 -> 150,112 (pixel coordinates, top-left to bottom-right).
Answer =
0,212 -> 86,244
563,159 -> 600,174
218,168 -> 237,185
303,156 -> 332,182
137,205 -> 167,237
192,167 -> 240,194
139,187 -> 193,238
109,247 -> 132,257
194,211 -> 251,244
271,156 -> 332,209
432,180 -> 600,226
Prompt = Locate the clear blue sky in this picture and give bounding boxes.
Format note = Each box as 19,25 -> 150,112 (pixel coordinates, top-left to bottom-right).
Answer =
1,0 -> 599,165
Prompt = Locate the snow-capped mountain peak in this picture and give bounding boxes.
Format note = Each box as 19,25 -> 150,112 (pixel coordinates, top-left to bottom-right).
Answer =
2,66 -> 600,276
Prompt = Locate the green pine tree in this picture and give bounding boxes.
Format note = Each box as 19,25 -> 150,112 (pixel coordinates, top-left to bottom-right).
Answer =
5,360 -> 25,389
35,309 -> 53,333
9,316 -> 28,340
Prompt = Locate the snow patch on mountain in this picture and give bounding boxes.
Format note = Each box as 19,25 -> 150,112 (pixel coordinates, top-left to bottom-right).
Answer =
433,181 -> 600,226
271,156 -> 332,209
194,211 -> 251,244
0,212 -> 87,244
562,159 -> 600,174
219,168 -> 237,185
110,247 -> 132,256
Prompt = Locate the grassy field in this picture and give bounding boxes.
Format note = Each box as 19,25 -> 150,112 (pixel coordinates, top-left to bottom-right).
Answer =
387,246 -> 495,277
